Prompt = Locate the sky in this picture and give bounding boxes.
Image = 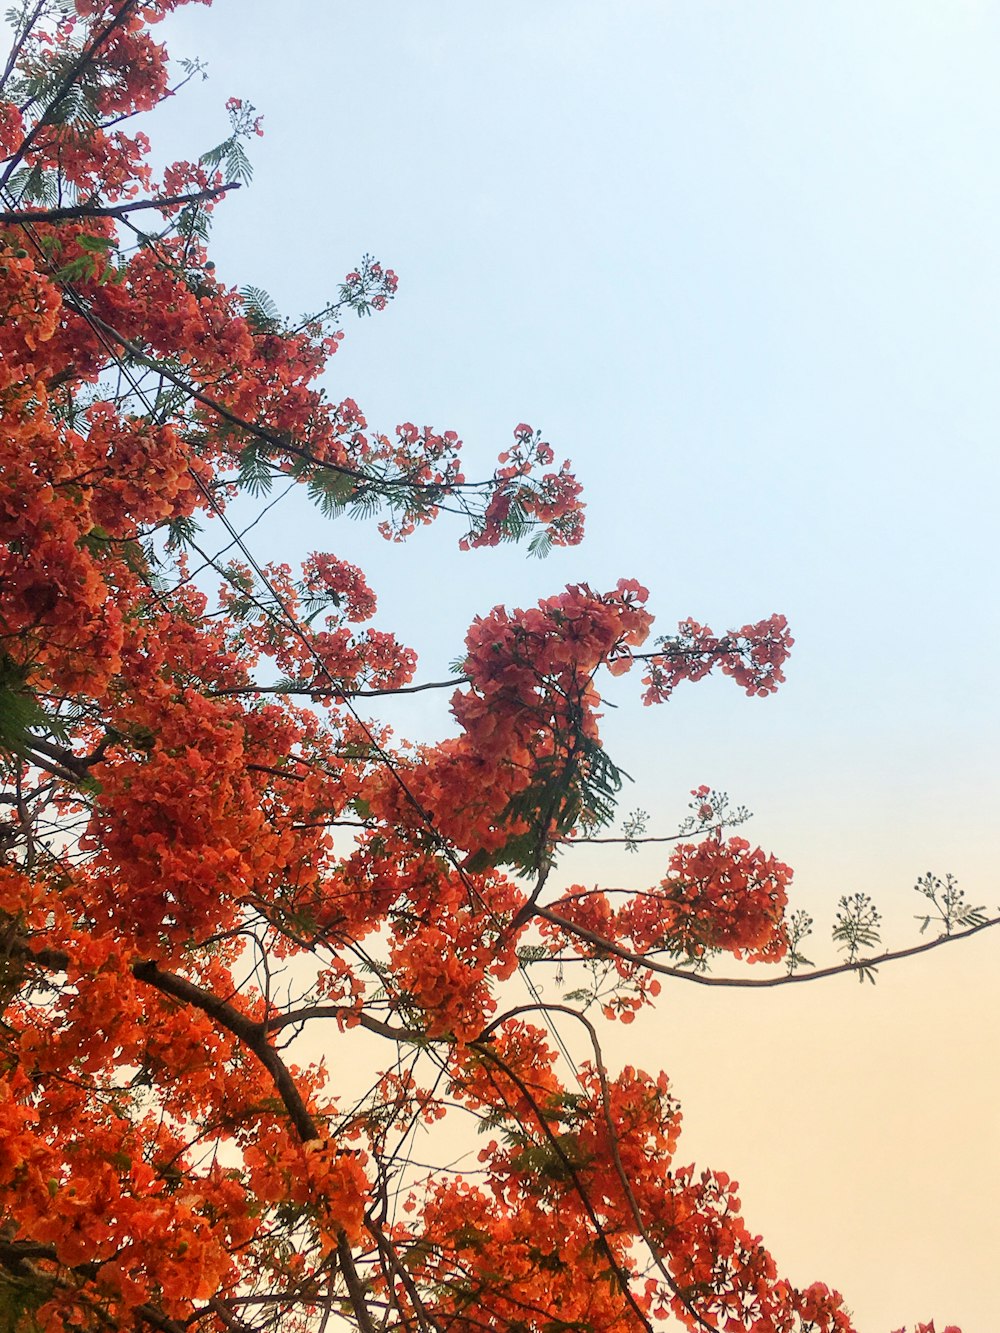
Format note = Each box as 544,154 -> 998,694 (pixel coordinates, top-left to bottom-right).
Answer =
138,3 -> 1000,1328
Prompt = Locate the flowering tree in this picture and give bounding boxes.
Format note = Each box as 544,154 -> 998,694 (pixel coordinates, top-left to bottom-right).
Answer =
0,4 -> 987,1332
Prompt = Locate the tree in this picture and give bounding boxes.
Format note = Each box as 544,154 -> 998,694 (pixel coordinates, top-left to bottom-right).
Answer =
0,3 -> 987,1331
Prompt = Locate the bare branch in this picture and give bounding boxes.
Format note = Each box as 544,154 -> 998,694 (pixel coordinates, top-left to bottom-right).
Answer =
337,1234 -> 378,1333
365,1217 -> 438,1333
0,182 -> 240,224
210,676 -> 469,700
533,904 -> 1000,988
265,1004 -> 424,1042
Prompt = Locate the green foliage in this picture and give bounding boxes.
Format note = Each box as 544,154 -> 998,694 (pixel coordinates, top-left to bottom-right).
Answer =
150,384 -> 191,428
622,807 -> 649,852
200,100 -> 259,187
0,655 -> 69,761
236,444 -> 275,498
6,164 -> 56,207
505,1131 -> 592,1184
54,234 -> 117,285
514,943 -> 549,964
41,81 -> 99,129
238,285 -> 280,333
784,909 -> 814,975
488,732 -> 629,875
175,202 -> 212,243
913,871 -> 987,937
305,471 -> 355,521
163,513 -> 201,552
200,137 -> 252,186
346,487 -> 383,521
177,56 -> 208,81
497,498 -> 530,544
527,530 -> 553,559
76,233 -> 115,254
576,735 -> 630,830
832,892 -> 882,981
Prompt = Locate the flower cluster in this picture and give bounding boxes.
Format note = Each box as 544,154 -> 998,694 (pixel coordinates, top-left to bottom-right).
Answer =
651,836 -> 792,963
367,581 -> 652,864
462,422 -> 586,550
642,612 -> 794,704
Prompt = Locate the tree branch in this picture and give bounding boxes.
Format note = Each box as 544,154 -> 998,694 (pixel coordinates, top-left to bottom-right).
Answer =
131,961 -> 318,1142
469,1041 -> 656,1333
206,638 -> 770,705
532,904 -> 1000,987
210,676 -> 469,700
364,1217 -> 437,1333
265,1004 -> 423,1042
54,296 -> 478,496
477,1002 -> 715,1333
0,1239 -> 188,1333
19,942 -> 391,1333
0,183 -> 240,224
336,1234 -> 378,1333
15,941 -> 320,1146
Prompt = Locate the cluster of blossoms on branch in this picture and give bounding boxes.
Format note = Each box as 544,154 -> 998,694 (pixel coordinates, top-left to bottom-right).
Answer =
0,3 -> 964,1333
641,613 -> 794,705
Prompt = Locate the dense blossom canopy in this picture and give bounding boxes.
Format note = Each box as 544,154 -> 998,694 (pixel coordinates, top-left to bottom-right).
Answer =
0,4 -> 967,1333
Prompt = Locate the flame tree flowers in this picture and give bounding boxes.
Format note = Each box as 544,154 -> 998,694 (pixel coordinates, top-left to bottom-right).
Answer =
0,4 -> 979,1332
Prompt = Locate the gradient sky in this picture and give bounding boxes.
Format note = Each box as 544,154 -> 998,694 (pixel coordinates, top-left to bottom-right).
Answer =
140,3 -> 1000,1328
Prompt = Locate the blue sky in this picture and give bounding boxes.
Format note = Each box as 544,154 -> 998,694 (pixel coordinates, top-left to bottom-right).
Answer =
145,4 -> 1000,1327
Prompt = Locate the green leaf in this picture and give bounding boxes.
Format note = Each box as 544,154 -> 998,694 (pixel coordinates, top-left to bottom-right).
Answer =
0,656 -> 71,762
164,514 -> 201,551
236,444 -> 275,497
199,141 -> 229,171
225,141 -> 253,184
77,233 -> 117,253
528,530 -> 553,558
239,285 -> 281,332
